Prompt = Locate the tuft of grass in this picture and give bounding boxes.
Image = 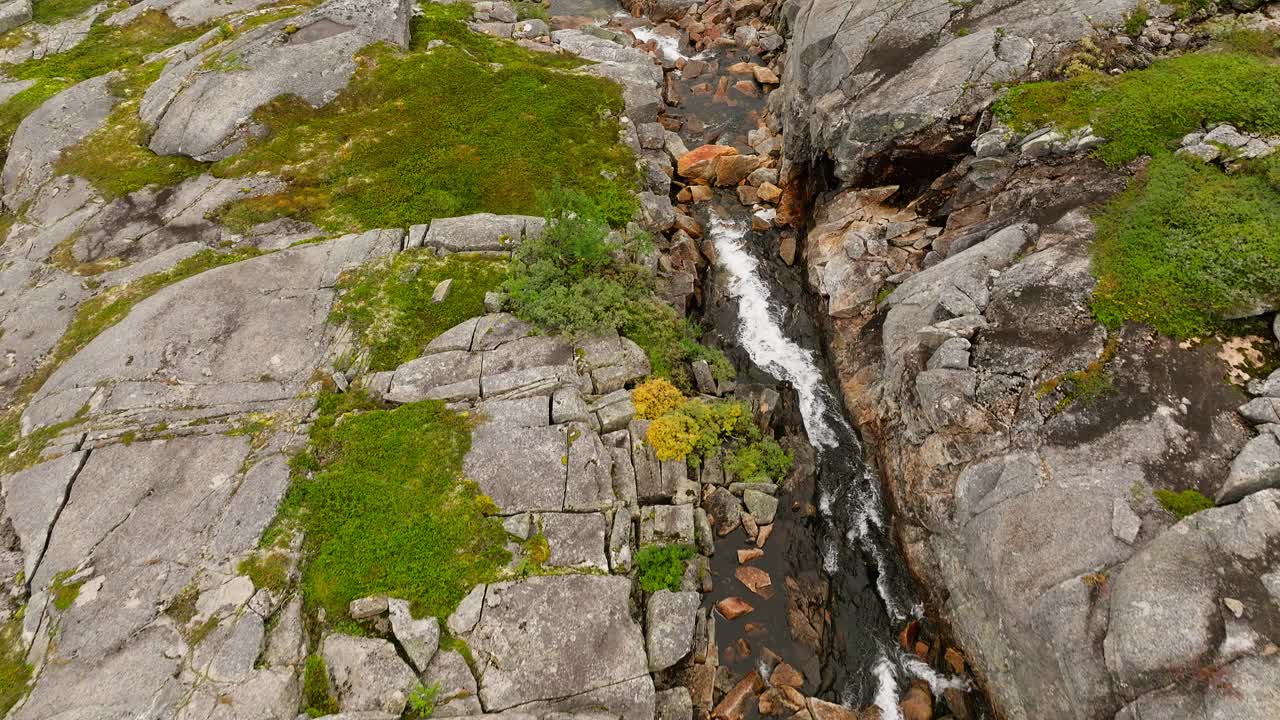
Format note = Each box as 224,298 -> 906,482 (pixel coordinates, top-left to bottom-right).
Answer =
0,615 -> 33,716
211,3 -> 635,232
9,11 -> 208,84
302,653 -> 339,716
511,0 -> 550,21
726,438 -> 793,483
189,615 -> 220,645
330,252 -> 507,372
633,544 -> 695,593
55,63 -> 205,199
994,51 -> 1280,165
1038,338 -> 1119,414
238,551 -> 292,594
1090,154 -> 1280,337
1154,488 -> 1214,519
407,682 -> 442,719
278,392 -> 510,624
1122,2 -> 1149,37
49,568 -> 85,611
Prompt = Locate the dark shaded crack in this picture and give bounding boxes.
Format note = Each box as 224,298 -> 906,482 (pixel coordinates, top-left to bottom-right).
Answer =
26,447 -> 91,594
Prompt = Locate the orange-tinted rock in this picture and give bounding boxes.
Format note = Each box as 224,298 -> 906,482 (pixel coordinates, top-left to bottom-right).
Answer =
677,186 -> 694,203
737,185 -> 759,205
914,640 -> 930,659
688,184 -> 715,201
733,80 -> 759,96
716,596 -> 755,620
677,144 -> 738,178
728,61 -> 757,75
778,234 -> 796,266
735,565 -> 773,597
715,154 -> 761,186
944,647 -> 966,674
674,212 -> 704,238
755,522 -> 774,548
780,686 -> 807,711
737,547 -> 764,563
900,682 -> 933,720
806,697 -> 860,720
759,688 -> 787,717
898,619 -> 920,651
753,65 -> 780,84
713,670 -> 763,720
770,662 -> 804,688
757,181 -> 782,203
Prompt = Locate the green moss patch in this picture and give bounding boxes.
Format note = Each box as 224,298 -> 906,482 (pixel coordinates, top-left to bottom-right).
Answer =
330,252 -> 507,372
211,3 -> 635,232
49,568 -> 85,611
633,544 -> 694,593
0,615 -> 33,716
55,65 -> 204,199
30,0 -> 101,25
1154,488 -> 1215,519
1090,154 -> 1280,337
9,10 -> 207,84
279,391 -> 510,623
302,653 -> 339,716
994,51 -> 1280,165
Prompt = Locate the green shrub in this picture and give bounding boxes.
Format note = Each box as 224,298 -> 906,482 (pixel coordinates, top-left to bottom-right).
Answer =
1090,154 -> 1280,337
407,682 -> 442,719
1122,2 -> 1149,37
238,551 -> 291,594
994,52 -> 1280,165
726,438 -> 793,483
633,544 -> 695,593
279,395 -> 510,623
643,398 -> 757,465
504,190 -> 731,390
1154,488 -> 1215,519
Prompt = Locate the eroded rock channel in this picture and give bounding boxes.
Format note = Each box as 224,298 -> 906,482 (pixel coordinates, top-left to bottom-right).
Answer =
2,0 -> 1280,718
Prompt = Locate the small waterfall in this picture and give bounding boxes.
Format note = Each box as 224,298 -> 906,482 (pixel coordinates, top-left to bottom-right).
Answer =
710,212 -> 929,715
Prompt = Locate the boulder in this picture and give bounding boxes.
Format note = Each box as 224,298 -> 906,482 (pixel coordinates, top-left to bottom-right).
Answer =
322,634 -> 418,714
646,590 -> 700,671
424,648 -> 483,717
640,504 -> 696,544
421,213 -> 544,254
0,0 -> 30,34
1217,426 -> 1280,504
388,598 -> 440,673
541,512 -> 610,571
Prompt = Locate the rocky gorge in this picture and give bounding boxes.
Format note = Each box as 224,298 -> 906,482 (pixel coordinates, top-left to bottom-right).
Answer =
0,0 -> 1278,718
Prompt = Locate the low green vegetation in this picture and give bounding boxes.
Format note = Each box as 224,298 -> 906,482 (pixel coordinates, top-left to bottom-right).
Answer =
1037,338 -> 1119,413
277,389 -> 509,624
302,653 -> 339,716
407,682 -> 442,719
1090,154 -> 1280,337
633,544 -> 695,593
1154,488 -> 1215,519
1122,2 -> 1149,37
505,190 -> 732,391
55,65 -> 204,199
50,568 -> 85,611
330,252 -> 507,372
726,438 -> 793,483
212,3 -> 635,232
645,398 -> 754,463
0,615 -> 32,715
30,0 -> 101,24
994,51 -> 1280,165
238,551 -> 292,594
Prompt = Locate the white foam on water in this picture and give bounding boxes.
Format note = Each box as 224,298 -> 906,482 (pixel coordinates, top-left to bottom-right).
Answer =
709,214 -> 840,447
874,658 -> 904,720
631,27 -> 703,62
903,656 -> 972,695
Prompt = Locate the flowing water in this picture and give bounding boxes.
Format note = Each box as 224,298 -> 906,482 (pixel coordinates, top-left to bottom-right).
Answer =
709,212 -> 968,716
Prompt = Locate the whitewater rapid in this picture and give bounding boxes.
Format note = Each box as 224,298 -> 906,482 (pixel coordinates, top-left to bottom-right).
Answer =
710,213 -> 966,718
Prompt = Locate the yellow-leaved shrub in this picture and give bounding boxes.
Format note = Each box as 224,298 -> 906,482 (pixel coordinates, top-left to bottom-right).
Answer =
632,377 -> 685,419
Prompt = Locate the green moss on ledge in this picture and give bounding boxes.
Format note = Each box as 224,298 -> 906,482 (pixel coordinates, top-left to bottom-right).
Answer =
212,3 -> 636,231
278,390 -> 510,623
1154,488 -> 1215,519
0,614 -> 32,716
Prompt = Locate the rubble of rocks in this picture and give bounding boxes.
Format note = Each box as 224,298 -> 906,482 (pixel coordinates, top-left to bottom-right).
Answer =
1177,122 -> 1280,165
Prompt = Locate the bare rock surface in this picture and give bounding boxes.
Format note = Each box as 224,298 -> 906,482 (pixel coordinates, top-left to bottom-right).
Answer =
142,0 -> 414,160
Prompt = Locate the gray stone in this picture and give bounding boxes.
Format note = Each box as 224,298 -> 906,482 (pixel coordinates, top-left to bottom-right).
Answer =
425,317 -> 480,354
388,598 -> 440,673
348,595 -> 388,620
1112,498 -> 1141,544
478,396 -> 550,428
694,508 -> 714,556
640,504 -> 695,545
263,595 -> 306,668
0,451 -> 87,583
424,648 -> 483,717
655,687 -> 693,720
730,482 -> 777,496
540,512 -> 609,571
646,590 -> 700,671
387,350 -> 482,403
552,387 -> 590,425
1218,427 -> 1280,504
3,74 -> 117,210
322,633 -> 418,714
512,18 -> 548,38
422,213 -> 542,253
108,0 -> 282,28
1239,397 -> 1280,426
702,486 -> 742,535
469,575 -> 649,712
565,423 -> 615,511
743,489 -> 778,524
609,510 -> 634,572
1177,143 -> 1220,163
484,291 -> 505,313
603,429 -> 638,510
1104,526 -> 1218,695
638,122 -> 666,150
592,389 -> 636,433
692,360 -> 717,394
0,0 -> 31,34
431,278 -> 454,303
1248,369 -> 1280,397
927,337 -> 972,370
504,512 -> 533,540
447,584 -> 485,636
464,424 -> 565,513
1204,123 -> 1250,149
142,0 -> 414,160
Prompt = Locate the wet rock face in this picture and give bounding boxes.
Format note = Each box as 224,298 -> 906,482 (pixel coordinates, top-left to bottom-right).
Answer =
811,135 -> 1279,717
779,0 -> 1139,183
